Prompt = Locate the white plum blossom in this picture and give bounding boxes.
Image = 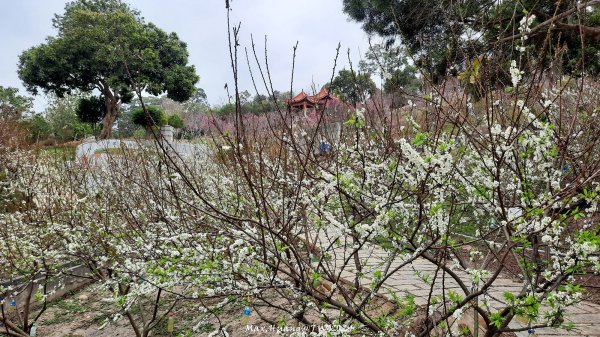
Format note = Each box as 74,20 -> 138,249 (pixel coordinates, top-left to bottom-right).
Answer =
510,60 -> 524,87
355,107 -> 365,122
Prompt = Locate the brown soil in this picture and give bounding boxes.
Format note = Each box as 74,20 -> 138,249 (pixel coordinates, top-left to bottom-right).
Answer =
11,285 -> 406,337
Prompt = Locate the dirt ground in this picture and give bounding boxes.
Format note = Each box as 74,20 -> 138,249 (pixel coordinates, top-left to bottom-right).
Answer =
4,283 -> 420,337
8,287 -> 361,337
29,287 -> 283,337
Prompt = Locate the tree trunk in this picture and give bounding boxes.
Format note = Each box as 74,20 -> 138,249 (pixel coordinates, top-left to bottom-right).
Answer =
98,90 -> 119,140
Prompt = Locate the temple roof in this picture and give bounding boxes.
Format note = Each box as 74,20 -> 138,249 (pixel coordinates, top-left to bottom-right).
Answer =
288,91 -> 310,105
287,88 -> 336,106
312,87 -> 331,102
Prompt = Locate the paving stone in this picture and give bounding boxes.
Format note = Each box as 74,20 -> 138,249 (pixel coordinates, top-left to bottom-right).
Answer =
568,304 -> 600,314
565,313 -> 600,324
323,235 -> 600,336
572,324 -> 600,335
532,327 -> 576,335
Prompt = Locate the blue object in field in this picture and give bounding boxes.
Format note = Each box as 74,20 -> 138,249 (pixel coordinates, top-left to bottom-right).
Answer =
10,299 -> 16,307
319,142 -> 331,154
243,307 -> 251,316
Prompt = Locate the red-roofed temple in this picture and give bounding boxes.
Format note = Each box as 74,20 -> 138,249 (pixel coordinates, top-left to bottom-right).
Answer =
286,88 -> 341,113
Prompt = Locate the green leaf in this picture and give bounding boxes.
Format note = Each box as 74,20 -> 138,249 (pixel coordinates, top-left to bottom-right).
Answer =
34,291 -> 44,302
448,290 -> 462,303
490,312 -> 503,328
413,132 -> 428,146
312,272 -> 321,286
503,291 -> 515,303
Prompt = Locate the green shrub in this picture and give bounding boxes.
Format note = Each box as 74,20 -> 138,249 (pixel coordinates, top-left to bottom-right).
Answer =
131,106 -> 167,127
168,114 -> 185,129
132,127 -> 146,139
28,114 -> 52,141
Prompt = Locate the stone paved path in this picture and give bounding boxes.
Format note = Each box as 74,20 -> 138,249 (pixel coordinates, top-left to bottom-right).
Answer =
318,237 -> 600,336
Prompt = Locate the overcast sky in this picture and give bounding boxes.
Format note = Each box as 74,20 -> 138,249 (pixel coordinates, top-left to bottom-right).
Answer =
0,0 -> 372,112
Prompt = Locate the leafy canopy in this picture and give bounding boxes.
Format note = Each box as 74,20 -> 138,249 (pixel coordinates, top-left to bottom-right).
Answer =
359,44 -> 421,94
0,86 -> 32,120
330,69 -> 376,105
28,114 -> 52,141
343,0 -> 600,81
76,96 -> 105,125
46,94 -> 93,141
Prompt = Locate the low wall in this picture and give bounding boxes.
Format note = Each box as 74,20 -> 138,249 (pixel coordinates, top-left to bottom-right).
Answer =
75,138 -> 209,166
1,263 -> 91,312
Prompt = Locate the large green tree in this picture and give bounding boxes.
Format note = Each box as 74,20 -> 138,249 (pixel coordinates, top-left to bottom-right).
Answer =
330,69 -> 377,105
18,0 -> 199,139
343,0 -> 600,82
